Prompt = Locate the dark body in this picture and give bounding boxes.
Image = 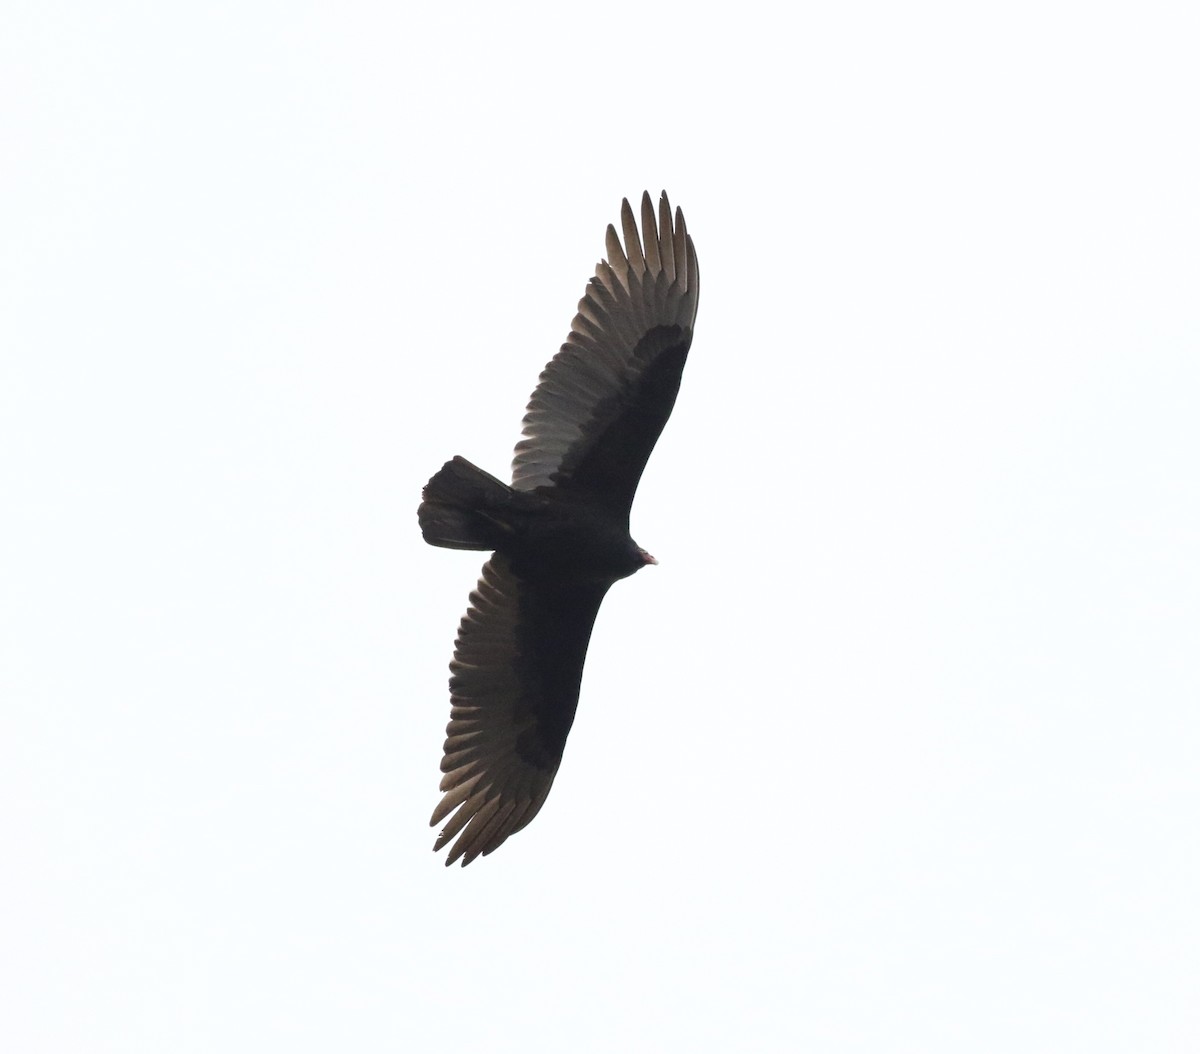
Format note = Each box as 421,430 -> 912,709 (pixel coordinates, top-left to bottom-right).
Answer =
418,193 -> 699,865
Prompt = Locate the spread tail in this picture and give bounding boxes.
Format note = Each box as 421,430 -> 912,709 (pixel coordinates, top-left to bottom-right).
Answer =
418,456 -> 514,550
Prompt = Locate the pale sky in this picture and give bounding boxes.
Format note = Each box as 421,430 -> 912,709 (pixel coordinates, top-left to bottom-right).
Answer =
3,3 -> 1198,1051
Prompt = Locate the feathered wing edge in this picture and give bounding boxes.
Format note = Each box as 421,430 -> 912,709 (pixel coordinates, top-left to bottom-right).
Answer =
511,191 -> 700,492
430,556 -> 559,866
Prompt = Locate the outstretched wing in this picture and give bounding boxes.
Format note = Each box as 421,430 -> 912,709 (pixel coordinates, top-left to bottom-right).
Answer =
431,555 -> 609,866
511,191 -> 699,519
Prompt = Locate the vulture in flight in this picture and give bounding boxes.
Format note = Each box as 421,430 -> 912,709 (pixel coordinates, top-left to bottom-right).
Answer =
418,192 -> 699,865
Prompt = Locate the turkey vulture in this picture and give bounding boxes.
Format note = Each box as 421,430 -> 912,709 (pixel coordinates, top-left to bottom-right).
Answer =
418,191 -> 699,865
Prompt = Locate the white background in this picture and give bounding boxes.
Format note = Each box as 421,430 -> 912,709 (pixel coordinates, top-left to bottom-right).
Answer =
3,2 -> 1198,1050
